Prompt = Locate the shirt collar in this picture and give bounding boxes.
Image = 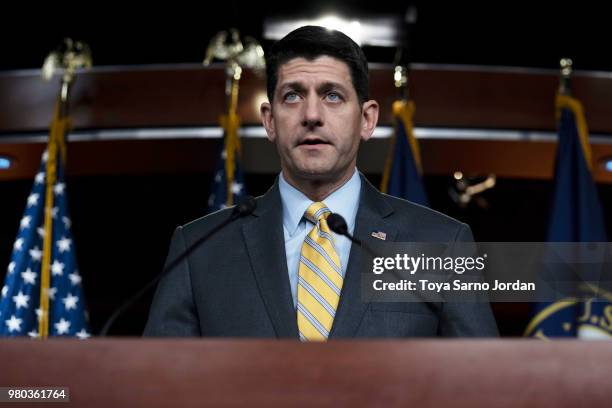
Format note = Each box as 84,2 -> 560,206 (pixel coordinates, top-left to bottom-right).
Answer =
279,168 -> 361,237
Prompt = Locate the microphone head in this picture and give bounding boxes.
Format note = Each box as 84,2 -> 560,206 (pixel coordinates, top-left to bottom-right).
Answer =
234,195 -> 257,217
327,213 -> 348,235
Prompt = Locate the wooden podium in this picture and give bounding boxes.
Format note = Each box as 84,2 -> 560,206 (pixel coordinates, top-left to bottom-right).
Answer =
0,339 -> 610,407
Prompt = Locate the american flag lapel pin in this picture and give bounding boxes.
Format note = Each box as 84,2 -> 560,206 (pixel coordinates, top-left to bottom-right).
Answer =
371,231 -> 387,241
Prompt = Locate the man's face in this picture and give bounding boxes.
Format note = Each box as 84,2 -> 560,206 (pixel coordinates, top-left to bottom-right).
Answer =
261,56 -> 378,185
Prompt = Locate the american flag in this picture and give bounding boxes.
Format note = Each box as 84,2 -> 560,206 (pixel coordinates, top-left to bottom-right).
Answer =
371,231 -> 387,241
206,135 -> 248,213
0,148 -> 90,338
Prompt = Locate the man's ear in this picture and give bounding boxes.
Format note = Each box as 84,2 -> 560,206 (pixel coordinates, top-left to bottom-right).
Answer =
260,101 -> 276,142
360,100 -> 379,142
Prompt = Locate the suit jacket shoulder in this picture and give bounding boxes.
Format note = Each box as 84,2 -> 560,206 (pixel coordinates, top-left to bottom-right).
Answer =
382,193 -> 469,239
359,176 -> 471,243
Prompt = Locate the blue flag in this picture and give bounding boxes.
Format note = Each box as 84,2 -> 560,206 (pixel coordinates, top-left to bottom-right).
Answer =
207,112 -> 247,212
1,148 -> 90,338
525,94 -> 611,339
381,100 -> 429,206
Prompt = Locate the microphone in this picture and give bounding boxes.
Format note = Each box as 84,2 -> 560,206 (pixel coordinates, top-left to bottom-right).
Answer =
326,213 -> 349,236
327,213 -> 377,258
99,195 -> 257,336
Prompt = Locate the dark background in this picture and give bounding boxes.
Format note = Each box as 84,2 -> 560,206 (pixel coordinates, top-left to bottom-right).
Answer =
1,2 -> 610,72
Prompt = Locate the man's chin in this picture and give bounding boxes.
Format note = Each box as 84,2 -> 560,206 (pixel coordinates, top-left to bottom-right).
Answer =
292,166 -> 342,182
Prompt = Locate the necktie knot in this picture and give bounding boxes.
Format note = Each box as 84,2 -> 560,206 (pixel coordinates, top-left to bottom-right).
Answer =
305,202 -> 331,224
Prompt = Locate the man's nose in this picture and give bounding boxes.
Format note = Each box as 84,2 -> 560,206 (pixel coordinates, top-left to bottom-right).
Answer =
301,96 -> 323,129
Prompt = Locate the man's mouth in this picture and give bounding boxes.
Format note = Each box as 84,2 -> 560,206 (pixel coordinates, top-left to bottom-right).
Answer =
298,137 -> 330,146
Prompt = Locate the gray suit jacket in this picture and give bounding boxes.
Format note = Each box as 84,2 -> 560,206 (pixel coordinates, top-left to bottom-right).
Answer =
144,175 -> 498,337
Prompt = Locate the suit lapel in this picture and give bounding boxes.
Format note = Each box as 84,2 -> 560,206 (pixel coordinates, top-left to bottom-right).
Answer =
242,181 -> 299,338
330,175 -> 398,338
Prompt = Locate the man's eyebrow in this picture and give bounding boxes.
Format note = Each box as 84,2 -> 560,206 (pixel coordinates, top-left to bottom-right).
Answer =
278,82 -> 306,93
277,81 -> 350,95
316,81 -> 349,94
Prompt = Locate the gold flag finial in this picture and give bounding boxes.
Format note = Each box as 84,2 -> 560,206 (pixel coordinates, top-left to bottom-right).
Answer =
203,29 -> 265,90
559,58 -> 573,96
42,38 -> 92,81
394,65 -> 409,101
42,38 -> 92,102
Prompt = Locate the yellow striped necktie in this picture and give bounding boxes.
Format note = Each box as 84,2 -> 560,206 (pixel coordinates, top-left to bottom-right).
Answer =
297,202 -> 343,341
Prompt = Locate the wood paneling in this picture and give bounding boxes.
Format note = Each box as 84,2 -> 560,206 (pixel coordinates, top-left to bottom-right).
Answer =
2,64 -> 612,131
0,339 -> 610,407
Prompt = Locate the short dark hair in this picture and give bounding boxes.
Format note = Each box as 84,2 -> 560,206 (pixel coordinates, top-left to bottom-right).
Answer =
265,25 -> 370,105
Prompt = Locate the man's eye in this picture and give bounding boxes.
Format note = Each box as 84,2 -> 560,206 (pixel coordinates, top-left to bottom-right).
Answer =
284,92 -> 300,102
326,92 -> 342,102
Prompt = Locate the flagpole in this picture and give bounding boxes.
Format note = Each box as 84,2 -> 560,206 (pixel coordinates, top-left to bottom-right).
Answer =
204,30 -> 264,208
38,39 -> 91,338
556,58 -> 592,170
380,65 -> 404,193
381,64 -> 424,191
223,63 -> 242,206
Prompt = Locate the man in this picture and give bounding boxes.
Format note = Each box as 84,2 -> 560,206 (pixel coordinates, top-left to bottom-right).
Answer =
144,26 -> 498,338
